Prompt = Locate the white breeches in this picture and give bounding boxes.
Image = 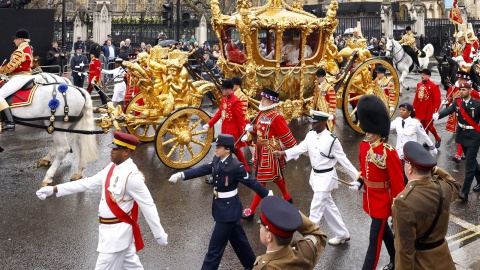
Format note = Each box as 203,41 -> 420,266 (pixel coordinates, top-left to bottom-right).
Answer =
0,75 -> 33,102
95,243 -> 143,270
309,191 -> 349,238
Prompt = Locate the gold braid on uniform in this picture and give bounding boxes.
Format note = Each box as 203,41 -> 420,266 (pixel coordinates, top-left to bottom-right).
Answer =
367,140 -> 387,169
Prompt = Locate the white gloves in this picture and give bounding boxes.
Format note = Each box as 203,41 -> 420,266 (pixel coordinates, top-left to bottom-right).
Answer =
389,106 -> 395,113
169,172 -> 183,183
328,115 -> 334,120
156,233 -> 168,246
241,134 -> 248,142
432,113 -> 439,121
429,148 -> 438,156
245,124 -> 253,132
202,124 -> 210,130
441,99 -> 449,105
268,190 -> 274,196
79,62 -> 85,67
349,181 -> 362,191
36,186 -> 54,200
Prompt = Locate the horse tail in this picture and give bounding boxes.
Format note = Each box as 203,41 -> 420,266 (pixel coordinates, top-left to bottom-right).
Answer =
71,87 -> 99,164
423,44 -> 434,58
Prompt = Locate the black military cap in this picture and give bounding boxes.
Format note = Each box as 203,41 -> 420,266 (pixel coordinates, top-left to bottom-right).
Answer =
403,141 -> 436,171
261,88 -> 279,103
74,43 -> 83,50
399,102 -> 416,118
203,51 -> 211,55
375,66 -> 387,74
221,80 -> 234,89
406,26 -> 412,31
420,69 -> 431,76
231,76 -> 242,86
215,134 -> 235,151
259,196 -> 302,238
316,69 -> 326,77
13,29 -> 30,39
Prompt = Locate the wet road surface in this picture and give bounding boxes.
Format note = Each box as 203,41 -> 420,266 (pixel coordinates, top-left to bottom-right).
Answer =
0,64 -> 479,269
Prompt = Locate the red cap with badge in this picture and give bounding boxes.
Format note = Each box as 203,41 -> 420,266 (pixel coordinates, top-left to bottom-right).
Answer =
109,132 -> 140,150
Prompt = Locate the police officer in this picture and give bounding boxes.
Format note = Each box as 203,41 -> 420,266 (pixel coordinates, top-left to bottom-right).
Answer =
392,141 -> 460,269
168,134 -> 270,270
253,196 -> 327,270
70,43 -> 89,87
36,132 -> 169,269
434,82 -> 480,202
273,110 -> 359,246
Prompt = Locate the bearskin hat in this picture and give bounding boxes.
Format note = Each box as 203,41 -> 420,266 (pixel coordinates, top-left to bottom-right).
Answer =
89,42 -> 101,58
357,95 -> 390,139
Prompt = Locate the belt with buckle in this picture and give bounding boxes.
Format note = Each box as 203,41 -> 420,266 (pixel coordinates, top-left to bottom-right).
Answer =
458,123 -> 474,129
214,189 -> 238,198
98,212 -> 131,224
364,179 -> 391,189
313,167 -> 333,174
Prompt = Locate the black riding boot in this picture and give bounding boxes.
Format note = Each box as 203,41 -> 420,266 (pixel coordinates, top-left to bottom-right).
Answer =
2,107 -> 15,132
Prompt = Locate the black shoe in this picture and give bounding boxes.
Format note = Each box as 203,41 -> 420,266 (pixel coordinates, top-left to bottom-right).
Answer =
287,198 -> 293,204
242,208 -> 254,221
457,193 -> 468,202
422,142 -> 429,148
473,185 -> 480,192
382,262 -> 395,270
2,122 -> 15,132
435,139 -> 441,149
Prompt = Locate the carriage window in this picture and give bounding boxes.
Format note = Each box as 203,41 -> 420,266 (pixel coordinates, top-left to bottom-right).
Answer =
305,31 -> 319,60
221,26 -> 247,64
281,29 -> 301,66
258,29 -> 276,61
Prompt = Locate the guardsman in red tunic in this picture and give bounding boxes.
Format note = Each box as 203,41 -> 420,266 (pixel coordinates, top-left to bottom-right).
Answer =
311,69 -> 336,130
413,69 -> 442,148
203,80 -> 249,170
232,76 -> 256,162
0,29 -> 33,131
241,88 -> 297,220
445,72 -> 471,161
88,43 -> 108,105
350,95 -> 404,270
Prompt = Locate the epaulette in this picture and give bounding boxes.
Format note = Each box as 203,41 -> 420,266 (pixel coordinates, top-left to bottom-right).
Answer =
384,143 -> 395,151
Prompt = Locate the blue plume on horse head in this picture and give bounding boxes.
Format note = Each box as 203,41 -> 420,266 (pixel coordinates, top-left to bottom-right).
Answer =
48,98 -> 60,110
58,84 -> 68,93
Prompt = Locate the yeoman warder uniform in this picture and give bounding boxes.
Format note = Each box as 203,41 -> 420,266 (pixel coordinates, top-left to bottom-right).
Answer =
356,95 -> 404,270
253,196 -> 327,270
36,132 -> 168,270
168,134 -> 269,270
392,141 -> 460,270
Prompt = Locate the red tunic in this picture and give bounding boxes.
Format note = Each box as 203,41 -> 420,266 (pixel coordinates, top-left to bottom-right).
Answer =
88,58 -> 102,84
208,94 -> 246,148
446,85 -> 460,133
471,89 -> 480,100
463,43 -> 473,63
359,141 -> 404,218
0,42 -> 32,75
413,79 -> 441,121
472,40 -> 479,54
252,109 -> 296,182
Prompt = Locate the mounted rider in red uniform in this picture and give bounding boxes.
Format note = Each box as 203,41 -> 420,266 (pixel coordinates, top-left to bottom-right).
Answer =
0,29 -> 33,132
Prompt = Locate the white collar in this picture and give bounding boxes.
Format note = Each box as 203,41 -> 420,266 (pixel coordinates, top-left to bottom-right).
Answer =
114,158 -> 132,169
259,102 -> 279,111
221,154 -> 230,163
463,98 -> 471,103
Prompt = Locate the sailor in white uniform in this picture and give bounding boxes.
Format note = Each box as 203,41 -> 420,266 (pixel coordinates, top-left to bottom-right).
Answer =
36,132 -> 168,270
101,58 -> 127,109
273,110 -> 359,246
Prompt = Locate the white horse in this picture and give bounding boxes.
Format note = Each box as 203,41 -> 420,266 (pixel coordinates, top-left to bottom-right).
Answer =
385,37 -> 434,92
5,73 -> 99,186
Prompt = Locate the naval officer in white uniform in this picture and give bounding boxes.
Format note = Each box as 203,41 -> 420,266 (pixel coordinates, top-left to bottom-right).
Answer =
101,58 -> 127,109
273,110 -> 359,246
36,132 -> 168,270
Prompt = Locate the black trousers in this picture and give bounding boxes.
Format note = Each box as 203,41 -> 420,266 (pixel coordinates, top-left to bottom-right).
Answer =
362,217 -> 395,270
403,45 -> 420,67
460,144 -> 480,196
87,83 -> 108,105
72,75 -> 85,88
201,220 -> 256,270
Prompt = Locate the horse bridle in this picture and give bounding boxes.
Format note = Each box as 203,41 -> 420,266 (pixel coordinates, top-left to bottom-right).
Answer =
387,39 -> 406,63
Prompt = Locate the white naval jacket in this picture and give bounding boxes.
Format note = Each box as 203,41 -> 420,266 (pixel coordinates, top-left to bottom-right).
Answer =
390,116 -> 434,159
56,158 -> 166,253
101,67 -> 126,102
285,130 -> 358,192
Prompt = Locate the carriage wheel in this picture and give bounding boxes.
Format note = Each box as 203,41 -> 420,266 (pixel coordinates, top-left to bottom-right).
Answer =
154,107 -> 214,169
342,58 -> 400,134
124,93 -> 158,142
